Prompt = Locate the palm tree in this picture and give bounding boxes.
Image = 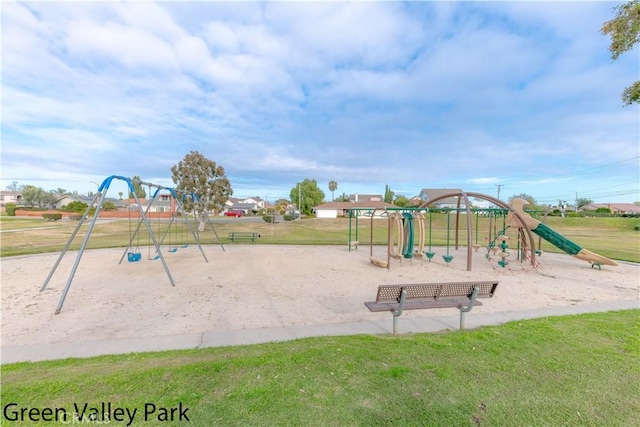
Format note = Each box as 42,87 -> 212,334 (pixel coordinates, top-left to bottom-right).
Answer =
328,180 -> 338,201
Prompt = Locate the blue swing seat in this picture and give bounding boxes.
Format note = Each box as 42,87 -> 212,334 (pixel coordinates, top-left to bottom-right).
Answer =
128,252 -> 142,262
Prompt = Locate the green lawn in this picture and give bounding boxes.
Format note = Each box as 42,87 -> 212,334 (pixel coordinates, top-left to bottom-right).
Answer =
2,311 -> 638,426
2,215 -> 638,262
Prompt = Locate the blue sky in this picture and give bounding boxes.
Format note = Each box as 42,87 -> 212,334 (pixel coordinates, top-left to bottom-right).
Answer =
2,1 -> 639,205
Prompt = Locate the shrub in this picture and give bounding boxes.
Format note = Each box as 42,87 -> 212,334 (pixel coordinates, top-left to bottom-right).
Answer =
62,201 -> 89,213
5,203 -> 16,216
262,215 -> 274,223
42,213 -> 63,221
101,201 -> 116,211
283,214 -> 295,221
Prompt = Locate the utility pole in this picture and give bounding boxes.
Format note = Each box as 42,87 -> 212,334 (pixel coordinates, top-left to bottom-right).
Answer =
575,191 -> 578,213
495,184 -> 504,200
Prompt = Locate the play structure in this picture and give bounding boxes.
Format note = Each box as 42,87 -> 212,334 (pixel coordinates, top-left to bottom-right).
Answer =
350,191 -> 617,271
367,210 -> 427,268
509,199 -> 617,269
40,175 -> 224,314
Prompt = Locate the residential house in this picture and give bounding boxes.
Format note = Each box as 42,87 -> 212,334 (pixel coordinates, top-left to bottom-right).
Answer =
418,189 -> 468,209
314,200 -> 394,219
53,194 -> 99,209
349,194 -> 383,203
0,190 -> 23,211
122,193 -> 174,213
224,196 -> 266,214
582,203 -> 640,215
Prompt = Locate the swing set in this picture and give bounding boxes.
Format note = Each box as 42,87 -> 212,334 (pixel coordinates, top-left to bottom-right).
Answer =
118,183 -> 222,266
40,175 -> 224,314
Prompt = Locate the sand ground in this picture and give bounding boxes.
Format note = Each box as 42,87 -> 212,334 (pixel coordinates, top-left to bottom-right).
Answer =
1,244 -> 638,349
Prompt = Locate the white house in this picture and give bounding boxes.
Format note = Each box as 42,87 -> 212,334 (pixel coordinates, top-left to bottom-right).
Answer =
224,196 -> 265,214
0,190 -> 23,211
314,201 -> 394,219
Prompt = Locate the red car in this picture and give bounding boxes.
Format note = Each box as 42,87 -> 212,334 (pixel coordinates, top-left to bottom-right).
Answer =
224,210 -> 243,217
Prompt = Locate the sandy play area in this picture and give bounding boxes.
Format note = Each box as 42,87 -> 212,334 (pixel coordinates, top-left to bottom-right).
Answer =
1,244 -> 638,355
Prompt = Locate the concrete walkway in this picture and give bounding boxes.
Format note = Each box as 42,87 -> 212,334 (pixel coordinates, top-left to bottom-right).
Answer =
2,299 -> 637,364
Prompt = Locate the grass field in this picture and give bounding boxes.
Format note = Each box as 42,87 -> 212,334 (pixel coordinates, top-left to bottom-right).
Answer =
1,214 -> 638,262
1,310 -> 638,426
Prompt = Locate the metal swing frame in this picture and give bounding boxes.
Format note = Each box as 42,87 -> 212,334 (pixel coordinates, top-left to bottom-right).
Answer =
117,184 -> 216,264
40,176 -> 175,314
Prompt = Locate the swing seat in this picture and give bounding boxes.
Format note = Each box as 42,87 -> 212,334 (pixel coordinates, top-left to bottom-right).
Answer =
182,244 -> 189,248
168,248 -> 178,253
128,252 -> 142,262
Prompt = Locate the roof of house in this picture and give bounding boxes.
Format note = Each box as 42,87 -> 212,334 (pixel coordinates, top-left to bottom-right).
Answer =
583,203 -> 640,213
314,201 -> 395,210
229,202 -> 259,210
349,194 -> 384,203
419,188 -> 465,205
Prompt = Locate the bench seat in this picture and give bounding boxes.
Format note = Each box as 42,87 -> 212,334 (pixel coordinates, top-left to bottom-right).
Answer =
228,232 -> 260,242
365,281 -> 498,334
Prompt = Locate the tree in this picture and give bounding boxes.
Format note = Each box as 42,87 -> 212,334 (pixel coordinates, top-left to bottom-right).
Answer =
328,180 -> 338,201
335,192 -> 349,202
576,198 -> 594,209
63,201 -> 89,213
384,184 -> 394,204
602,0 -> 640,105
21,185 -> 39,207
274,198 -> 290,214
508,193 -> 544,211
171,151 -> 233,230
394,195 -> 410,207
290,178 -> 325,215
128,175 -> 147,200
7,181 -> 19,191
21,185 -> 55,208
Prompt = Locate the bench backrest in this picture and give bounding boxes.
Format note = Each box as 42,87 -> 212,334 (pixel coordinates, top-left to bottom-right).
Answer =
375,281 -> 498,303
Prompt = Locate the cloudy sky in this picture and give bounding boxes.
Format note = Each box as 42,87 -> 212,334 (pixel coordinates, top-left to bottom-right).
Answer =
2,1 -> 639,205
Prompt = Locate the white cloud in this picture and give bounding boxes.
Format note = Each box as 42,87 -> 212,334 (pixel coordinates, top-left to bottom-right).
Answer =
1,1 -> 638,203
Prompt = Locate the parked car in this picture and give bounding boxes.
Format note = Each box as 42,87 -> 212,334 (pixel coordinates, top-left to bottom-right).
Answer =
224,210 -> 243,217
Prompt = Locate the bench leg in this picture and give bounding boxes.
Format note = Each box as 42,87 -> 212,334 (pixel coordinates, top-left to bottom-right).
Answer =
458,287 -> 479,330
392,289 -> 408,335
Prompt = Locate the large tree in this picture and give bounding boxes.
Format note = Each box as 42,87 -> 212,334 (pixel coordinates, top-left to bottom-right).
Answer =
290,179 -> 325,215
21,185 -> 55,208
328,180 -> 338,201
602,0 -> 640,105
171,151 -> 233,230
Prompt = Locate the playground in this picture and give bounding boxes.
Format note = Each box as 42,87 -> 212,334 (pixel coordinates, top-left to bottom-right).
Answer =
1,181 -> 638,360
1,243 -> 637,356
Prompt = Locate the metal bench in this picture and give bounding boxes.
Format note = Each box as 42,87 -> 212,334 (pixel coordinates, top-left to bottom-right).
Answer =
365,281 -> 499,334
227,232 -> 260,242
